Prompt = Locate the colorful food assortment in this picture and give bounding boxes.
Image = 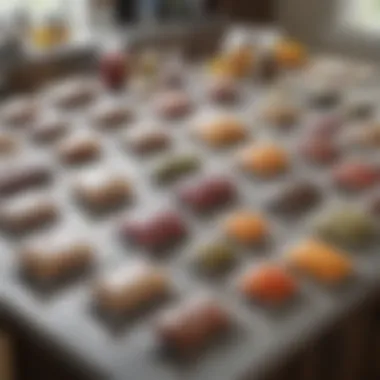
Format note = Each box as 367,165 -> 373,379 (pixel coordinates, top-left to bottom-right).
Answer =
1,37 -> 380,374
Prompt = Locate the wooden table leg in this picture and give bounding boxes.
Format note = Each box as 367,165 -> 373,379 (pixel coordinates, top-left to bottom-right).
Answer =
0,331 -> 13,380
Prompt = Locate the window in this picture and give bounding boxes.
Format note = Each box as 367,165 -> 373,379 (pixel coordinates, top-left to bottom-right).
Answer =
0,0 -> 67,15
344,0 -> 380,32
279,0 -> 380,60
0,0 -> 90,38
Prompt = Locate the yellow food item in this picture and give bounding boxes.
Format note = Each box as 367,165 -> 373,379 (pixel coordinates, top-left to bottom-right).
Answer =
196,118 -> 246,147
31,24 -> 69,49
238,143 -> 288,177
287,239 -> 353,284
224,211 -> 268,245
208,46 -> 255,78
262,103 -> 299,127
239,264 -> 297,304
274,40 -> 308,69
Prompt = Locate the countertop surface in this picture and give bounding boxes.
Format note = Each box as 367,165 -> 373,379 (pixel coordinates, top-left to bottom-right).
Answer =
1,27 -> 380,380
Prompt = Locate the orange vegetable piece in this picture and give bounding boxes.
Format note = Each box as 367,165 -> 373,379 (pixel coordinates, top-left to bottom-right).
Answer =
224,212 -> 268,244
287,239 -> 353,284
274,40 -> 308,69
208,46 -> 255,79
238,143 -> 288,177
240,264 -> 297,304
196,118 -> 246,147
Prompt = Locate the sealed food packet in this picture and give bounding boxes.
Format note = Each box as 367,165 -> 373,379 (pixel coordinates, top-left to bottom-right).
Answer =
0,193 -> 58,233
155,90 -> 192,119
1,97 -> 37,127
74,169 -> 132,212
20,236 -> 93,282
0,163 -> 51,196
32,115 -> 69,143
58,133 -> 101,165
95,261 -> 170,314
125,128 -> 170,155
120,210 -> 187,252
51,78 -> 98,109
195,117 -> 246,148
91,101 -> 133,129
156,295 -> 231,357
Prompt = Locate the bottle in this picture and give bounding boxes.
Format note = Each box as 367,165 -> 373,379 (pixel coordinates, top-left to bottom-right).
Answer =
30,7 -> 70,50
204,0 -> 219,14
114,0 -> 138,24
99,45 -> 130,90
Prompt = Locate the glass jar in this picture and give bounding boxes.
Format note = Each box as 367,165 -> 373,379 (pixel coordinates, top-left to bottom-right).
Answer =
30,5 -> 70,50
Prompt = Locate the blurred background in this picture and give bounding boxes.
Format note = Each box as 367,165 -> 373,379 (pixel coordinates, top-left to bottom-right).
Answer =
2,0 -> 379,93
1,0 -> 379,62
1,1 -> 379,380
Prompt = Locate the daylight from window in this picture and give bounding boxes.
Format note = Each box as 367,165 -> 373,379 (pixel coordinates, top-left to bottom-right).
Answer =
344,0 -> 380,32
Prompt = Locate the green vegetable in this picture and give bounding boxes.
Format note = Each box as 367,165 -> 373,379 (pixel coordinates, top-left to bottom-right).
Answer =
155,155 -> 200,183
196,242 -> 236,272
316,208 -> 376,246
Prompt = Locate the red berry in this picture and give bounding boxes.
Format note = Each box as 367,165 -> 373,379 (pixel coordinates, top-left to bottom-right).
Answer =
100,52 -> 128,90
